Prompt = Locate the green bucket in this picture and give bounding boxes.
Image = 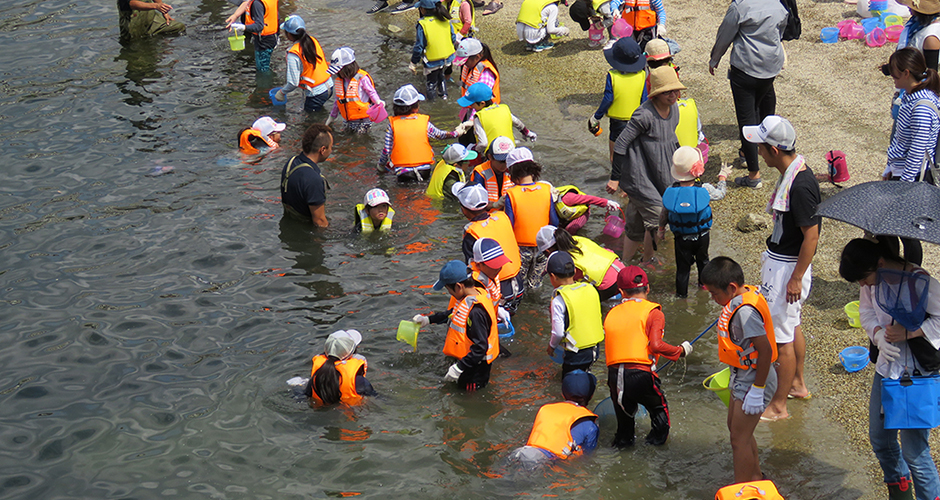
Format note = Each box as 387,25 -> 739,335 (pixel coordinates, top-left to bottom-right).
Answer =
396,320 -> 419,350
703,367 -> 731,407
228,33 -> 245,51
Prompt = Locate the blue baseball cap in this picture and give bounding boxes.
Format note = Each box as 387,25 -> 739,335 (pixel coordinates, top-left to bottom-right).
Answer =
433,260 -> 472,290
562,369 -> 597,404
280,15 -> 306,35
457,82 -> 494,107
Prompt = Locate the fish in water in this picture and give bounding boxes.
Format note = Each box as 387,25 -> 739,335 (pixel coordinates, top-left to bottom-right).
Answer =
146,165 -> 175,177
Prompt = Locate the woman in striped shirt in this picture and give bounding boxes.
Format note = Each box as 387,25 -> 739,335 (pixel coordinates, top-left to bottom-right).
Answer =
883,47 -> 940,264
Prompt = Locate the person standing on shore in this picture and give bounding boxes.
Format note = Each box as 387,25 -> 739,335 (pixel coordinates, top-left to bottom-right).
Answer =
743,116 -> 819,422
708,0 -> 787,190
280,124 -> 333,227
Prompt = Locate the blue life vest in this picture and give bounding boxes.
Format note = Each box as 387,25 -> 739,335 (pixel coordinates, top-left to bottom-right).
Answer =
662,184 -> 712,235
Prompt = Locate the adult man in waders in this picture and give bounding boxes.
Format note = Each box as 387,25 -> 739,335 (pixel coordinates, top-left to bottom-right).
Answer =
280,124 -> 333,228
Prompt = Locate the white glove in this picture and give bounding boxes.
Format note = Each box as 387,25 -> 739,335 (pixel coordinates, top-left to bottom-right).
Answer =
606,199 -> 621,211
656,23 -> 667,36
874,329 -> 901,364
412,314 -> 430,328
524,129 -> 537,142
497,306 -> 512,325
324,115 -> 336,127
588,116 -> 600,129
230,22 -> 245,32
444,363 -> 464,382
680,341 -> 692,357
274,89 -> 286,102
742,384 -> 765,415
453,120 -> 474,136
408,62 -> 419,74
718,163 -> 733,180
556,26 -> 570,36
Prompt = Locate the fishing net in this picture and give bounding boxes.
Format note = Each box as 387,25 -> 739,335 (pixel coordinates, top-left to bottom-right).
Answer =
875,268 -> 930,332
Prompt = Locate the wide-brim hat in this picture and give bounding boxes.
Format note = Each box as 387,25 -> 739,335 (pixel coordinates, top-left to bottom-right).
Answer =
603,37 -> 646,73
647,66 -> 686,98
671,146 -> 705,182
900,0 -> 940,15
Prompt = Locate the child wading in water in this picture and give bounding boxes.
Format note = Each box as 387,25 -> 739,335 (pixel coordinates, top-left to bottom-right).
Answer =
378,85 -> 462,181
325,47 -> 384,135
411,0 -> 457,100
355,188 -> 394,233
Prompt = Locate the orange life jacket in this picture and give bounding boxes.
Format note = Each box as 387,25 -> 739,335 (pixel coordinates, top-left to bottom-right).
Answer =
389,114 -> 435,168
334,70 -> 375,122
465,211 -> 521,279
506,181 -> 553,247
239,128 -> 277,155
715,480 -> 785,500
449,263 -> 502,309
472,161 -> 513,203
309,354 -> 367,404
717,285 -> 778,369
621,0 -> 657,31
287,37 -> 331,89
603,298 -> 661,366
443,289 -> 500,363
526,402 -> 597,458
245,0 -> 278,36
460,60 -> 501,104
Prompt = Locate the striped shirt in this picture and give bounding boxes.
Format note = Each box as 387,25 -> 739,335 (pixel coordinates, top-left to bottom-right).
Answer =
378,122 -> 456,173
886,88 -> 940,182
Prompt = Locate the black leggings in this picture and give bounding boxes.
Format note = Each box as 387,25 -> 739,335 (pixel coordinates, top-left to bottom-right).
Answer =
674,232 -> 710,297
607,365 -> 670,447
729,66 -> 776,173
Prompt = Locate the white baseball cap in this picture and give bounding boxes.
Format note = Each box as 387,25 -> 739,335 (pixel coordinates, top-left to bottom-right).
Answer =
743,115 -> 796,151
451,182 -> 489,210
364,188 -> 390,207
453,38 -> 483,66
328,47 -> 356,75
393,84 -> 426,106
536,225 -> 558,253
506,147 -> 534,169
487,136 -> 515,161
324,329 -> 362,359
252,116 -> 286,139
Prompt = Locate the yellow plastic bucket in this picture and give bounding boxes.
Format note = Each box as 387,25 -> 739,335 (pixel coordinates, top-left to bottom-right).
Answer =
228,34 -> 245,51
703,367 -> 731,407
396,320 -> 419,350
844,301 -> 861,328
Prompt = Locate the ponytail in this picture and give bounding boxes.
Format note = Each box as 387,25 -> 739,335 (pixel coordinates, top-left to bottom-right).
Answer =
553,227 -> 582,256
479,43 -> 498,74
312,355 -> 343,404
890,47 -> 940,95
918,68 -> 940,96
295,29 -> 322,69
420,3 -> 452,21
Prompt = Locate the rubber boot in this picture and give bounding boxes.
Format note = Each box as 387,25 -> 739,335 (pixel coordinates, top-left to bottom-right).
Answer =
425,77 -> 436,102
887,477 -> 914,500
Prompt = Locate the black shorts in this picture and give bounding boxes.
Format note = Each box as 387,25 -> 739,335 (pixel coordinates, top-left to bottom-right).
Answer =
609,118 -> 628,142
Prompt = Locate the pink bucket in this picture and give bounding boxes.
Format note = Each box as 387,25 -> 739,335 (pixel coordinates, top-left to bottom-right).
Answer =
603,209 -> 625,238
697,141 -> 710,165
885,25 -> 903,42
866,27 -> 886,47
611,18 -> 633,39
841,23 -> 864,40
367,103 -> 388,123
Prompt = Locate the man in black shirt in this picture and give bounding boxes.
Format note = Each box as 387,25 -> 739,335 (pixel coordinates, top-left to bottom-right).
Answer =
281,124 -> 333,228
743,116 -> 820,421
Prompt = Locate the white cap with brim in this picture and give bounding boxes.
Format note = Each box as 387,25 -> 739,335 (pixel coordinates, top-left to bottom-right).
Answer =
394,84 -> 426,106
252,116 -> 286,139
743,115 -> 796,151
451,182 -> 489,210
536,225 -> 558,253
442,143 -> 478,164
453,37 -> 483,66
487,136 -> 515,162
325,330 -> 361,359
327,47 -> 356,76
506,147 -> 534,169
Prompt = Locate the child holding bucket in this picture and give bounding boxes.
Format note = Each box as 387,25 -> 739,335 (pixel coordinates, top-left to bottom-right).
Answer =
225,0 -> 278,73
700,257 -> 777,483
603,265 -> 691,448
325,47 -> 385,135
546,251 -> 605,377
536,225 -> 626,301
274,16 -> 334,112
303,330 -> 376,406
658,146 -> 732,298
551,185 -> 620,235
838,238 -> 940,500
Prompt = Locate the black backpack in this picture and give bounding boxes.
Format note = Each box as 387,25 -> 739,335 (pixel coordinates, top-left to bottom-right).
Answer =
780,0 -> 801,41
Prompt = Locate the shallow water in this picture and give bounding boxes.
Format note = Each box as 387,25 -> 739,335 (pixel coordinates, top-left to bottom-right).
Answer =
0,0 -> 873,498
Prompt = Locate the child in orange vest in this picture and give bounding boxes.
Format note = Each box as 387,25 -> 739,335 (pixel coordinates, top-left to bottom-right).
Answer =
377,84 -> 462,181
301,330 -> 375,406
700,256 -> 777,483
603,265 -> 690,448
325,47 -> 384,135
237,116 -> 285,155
225,0 -> 278,73
504,147 -> 559,292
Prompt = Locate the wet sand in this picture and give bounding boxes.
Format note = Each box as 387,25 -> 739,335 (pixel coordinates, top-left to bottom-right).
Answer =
459,0 -> 936,495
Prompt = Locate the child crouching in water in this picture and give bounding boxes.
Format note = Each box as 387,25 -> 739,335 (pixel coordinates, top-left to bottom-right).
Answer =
325,47 -> 384,135
700,257 -> 777,482
355,188 -> 394,233
238,116 -> 285,155
304,330 -> 376,406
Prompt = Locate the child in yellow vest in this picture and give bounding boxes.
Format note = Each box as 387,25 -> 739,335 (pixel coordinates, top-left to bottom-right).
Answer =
410,0 -> 457,100
603,265 -> 690,448
700,256 -> 777,483
325,47 -> 384,135
378,85 -> 461,181
589,37 -> 648,160
354,188 -> 394,233
427,143 -> 478,200
547,251 -> 604,376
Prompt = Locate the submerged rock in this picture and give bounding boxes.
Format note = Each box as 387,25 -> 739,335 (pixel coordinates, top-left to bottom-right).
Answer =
737,212 -> 772,233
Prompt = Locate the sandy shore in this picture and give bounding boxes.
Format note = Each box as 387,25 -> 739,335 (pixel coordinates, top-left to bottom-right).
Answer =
451,0 -> 939,495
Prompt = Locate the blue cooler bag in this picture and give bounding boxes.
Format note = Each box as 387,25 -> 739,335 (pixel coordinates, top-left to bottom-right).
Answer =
882,373 -> 940,429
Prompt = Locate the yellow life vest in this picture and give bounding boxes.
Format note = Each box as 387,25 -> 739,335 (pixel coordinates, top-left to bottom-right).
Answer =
715,480 -> 785,500
389,114 -> 435,168
417,17 -> 456,62
517,0 -> 559,28
334,70 -> 375,122
466,211 -> 521,279
310,354 -> 367,405
570,236 -> 618,286
245,0 -> 278,36
608,70 -> 647,120
476,103 -> 515,146
592,0 -> 607,11
553,185 -> 590,221
676,98 -> 699,148
427,159 -> 466,199
355,203 -> 394,233
506,182 -> 554,246
288,37 -> 331,89
717,285 -> 778,369
526,402 -> 597,458
603,298 -> 660,366
555,282 -> 605,350
444,290 -> 500,363
449,0 -> 475,31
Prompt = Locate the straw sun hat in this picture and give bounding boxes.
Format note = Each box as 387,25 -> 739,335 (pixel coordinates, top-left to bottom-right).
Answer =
901,0 -> 940,15
648,66 -> 686,98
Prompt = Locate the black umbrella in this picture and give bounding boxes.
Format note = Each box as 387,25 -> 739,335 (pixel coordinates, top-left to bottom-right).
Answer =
815,181 -> 940,245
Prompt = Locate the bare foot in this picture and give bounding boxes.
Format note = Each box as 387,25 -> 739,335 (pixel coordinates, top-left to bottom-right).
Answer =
760,408 -> 790,422
787,390 -> 812,400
